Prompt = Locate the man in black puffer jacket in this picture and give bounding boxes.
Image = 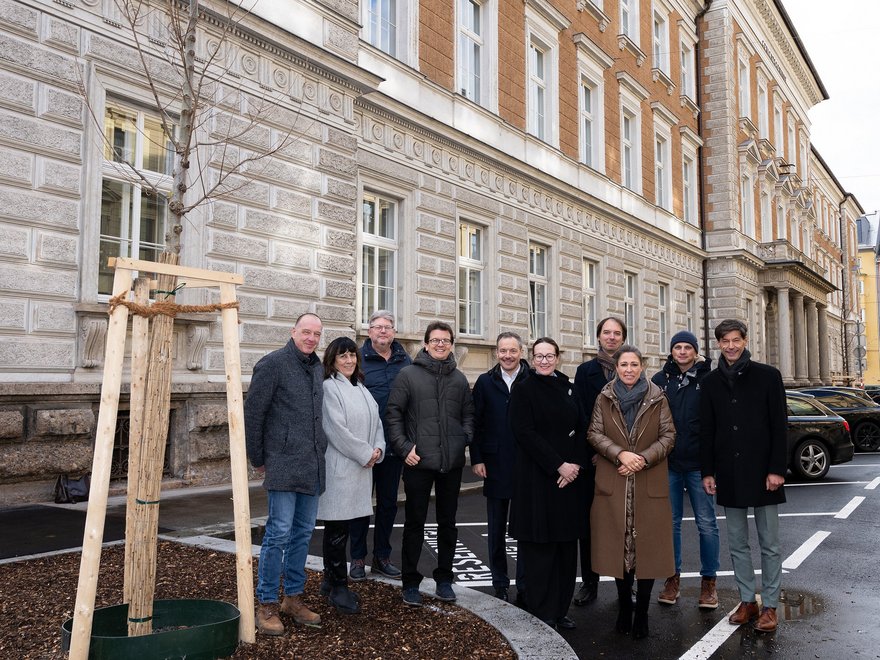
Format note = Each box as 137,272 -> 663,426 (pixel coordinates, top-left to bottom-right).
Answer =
386,320 -> 474,607
651,330 -> 720,610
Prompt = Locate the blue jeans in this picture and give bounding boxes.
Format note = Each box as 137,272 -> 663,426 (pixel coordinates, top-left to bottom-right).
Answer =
669,469 -> 720,577
724,505 -> 782,608
257,489 -> 319,603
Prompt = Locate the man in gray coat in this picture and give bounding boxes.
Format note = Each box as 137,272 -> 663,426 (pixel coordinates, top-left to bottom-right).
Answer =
245,312 -> 327,635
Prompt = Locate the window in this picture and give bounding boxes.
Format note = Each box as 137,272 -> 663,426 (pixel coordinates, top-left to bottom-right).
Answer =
361,193 -> 398,325
458,221 -> 484,335
365,0 -> 397,56
580,77 -> 597,167
529,243 -> 548,338
456,0 -> 497,109
652,10 -> 669,74
758,78 -> 769,139
680,40 -> 695,99
619,0 -> 639,42
575,39 -> 610,172
621,107 -> 640,191
738,57 -> 750,119
654,133 -> 670,210
624,271 -> 638,341
773,99 -> 784,158
799,132 -> 809,180
787,115 -> 797,169
682,152 -> 697,224
99,102 -> 174,295
777,203 -> 787,241
741,175 -> 754,238
760,191 -> 771,242
528,37 -> 551,142
658,283 -> 669,352
583,258 -> 598,347
686,290 -> 695,332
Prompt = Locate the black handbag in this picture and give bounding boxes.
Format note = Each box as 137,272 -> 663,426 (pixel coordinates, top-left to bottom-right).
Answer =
53,473 -> 91,504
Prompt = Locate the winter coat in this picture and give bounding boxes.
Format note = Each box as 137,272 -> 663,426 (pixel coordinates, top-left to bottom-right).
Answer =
385,349 -> 474,472
361,338 -> 412,422
509,370 -> 590,543
651,356 -> 712,473
470,360 -> 530,499
699,359 -> 787,508
244,339 -> 327,494
574,357 -> 611,419
588,379 -> 675,579
317,373 -> 386,521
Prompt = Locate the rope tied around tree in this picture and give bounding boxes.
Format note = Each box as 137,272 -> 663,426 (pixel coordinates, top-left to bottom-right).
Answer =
107,286 -> 240,319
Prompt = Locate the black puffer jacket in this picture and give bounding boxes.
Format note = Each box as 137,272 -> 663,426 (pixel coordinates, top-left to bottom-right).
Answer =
651,355 -> 712,472
385,349 -> 474,472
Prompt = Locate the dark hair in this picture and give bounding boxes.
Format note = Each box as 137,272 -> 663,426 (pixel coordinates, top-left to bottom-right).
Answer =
596,316 -> 628,340
714,319 -> 748,341
496,331 -> 524,349
531,337 -> 560,357
322,336 -> 363,384
424,320 -> 455,344
613,344 -> 646,366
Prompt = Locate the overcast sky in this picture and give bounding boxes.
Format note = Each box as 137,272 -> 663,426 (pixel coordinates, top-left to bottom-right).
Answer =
783,1 -> 880,216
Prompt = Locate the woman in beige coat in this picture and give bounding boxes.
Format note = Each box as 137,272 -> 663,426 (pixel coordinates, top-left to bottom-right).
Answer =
588,345 -> 675,639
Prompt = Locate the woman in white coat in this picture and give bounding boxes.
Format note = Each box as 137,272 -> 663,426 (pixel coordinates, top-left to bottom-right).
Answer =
318,336 -> 385,614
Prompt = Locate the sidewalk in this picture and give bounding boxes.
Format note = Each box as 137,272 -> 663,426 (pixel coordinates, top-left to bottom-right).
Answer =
0,476 -> 576,659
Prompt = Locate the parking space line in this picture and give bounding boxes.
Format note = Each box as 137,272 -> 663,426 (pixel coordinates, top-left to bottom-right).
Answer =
782,531 -> 830,570
835,496 -> 866,519
678,603 -> 742,660
865,477 -> 880,490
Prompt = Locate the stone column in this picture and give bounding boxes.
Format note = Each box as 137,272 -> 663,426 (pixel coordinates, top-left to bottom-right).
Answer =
792,292 -> 808,382
776,288 -> 794,383
805,300 -> 820,383
818,304 -> 830,383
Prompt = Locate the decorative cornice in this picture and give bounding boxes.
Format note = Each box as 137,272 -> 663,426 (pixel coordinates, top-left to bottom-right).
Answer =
679,125 -> 703,148
577,0 -> 611,32
616,71 -> 650,101
572,32 -> 614,68
679,94 -> 699,119
651,101 -> 678,128
525,0 -> 571,32
738,117 -> 759,140
617,34 -> 647,67
651,67 -> 676,96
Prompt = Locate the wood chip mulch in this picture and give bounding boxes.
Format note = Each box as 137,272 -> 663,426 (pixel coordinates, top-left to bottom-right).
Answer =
0,541 -> 515,659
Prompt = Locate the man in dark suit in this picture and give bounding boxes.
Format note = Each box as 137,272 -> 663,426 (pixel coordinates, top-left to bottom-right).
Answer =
571,316 -> 626,605
700,319 -> 787,633
471,332 -> 530,604
245,313 -> 326,635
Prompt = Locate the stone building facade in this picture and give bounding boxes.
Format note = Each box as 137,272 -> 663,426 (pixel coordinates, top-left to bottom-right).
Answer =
699,0 -> 861,384
0,0 -> 860,503
857,212 -> 879,384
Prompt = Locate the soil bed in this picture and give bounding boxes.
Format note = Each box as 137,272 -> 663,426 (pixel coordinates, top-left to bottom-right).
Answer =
0,541 -> 515,659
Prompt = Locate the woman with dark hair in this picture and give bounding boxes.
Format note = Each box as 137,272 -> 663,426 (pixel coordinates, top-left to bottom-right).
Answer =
589,345 -> 675,639
509,337 -> 589,631
318,336 -> 385,613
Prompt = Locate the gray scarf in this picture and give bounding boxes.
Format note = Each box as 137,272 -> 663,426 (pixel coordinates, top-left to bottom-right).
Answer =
613,375 -> 648,432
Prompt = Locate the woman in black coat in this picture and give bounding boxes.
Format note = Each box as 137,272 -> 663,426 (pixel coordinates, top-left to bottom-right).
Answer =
509,338 -> 589,630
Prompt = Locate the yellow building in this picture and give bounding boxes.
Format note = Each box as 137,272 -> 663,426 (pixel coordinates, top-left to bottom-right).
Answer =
857,213 -> 880,384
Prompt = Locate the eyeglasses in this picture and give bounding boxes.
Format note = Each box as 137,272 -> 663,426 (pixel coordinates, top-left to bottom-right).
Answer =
369,324 -> 394,332
533,354 -> 557,362
428,338 -> 452,346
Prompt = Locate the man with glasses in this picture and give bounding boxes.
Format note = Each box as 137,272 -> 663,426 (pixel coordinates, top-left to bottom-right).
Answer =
386,321 -> 474,607
348,310 -> 412,581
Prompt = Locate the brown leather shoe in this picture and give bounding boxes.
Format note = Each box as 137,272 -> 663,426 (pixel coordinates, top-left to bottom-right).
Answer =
280,594 -> 322,627
728,601 -> 760,625
657,574 -> 680,604
698,577 -> 719,610
256,602 -> 284,636
754,606 -> 778,632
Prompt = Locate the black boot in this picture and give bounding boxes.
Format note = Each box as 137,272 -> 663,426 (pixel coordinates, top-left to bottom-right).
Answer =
329,585 -> 360,614
633,578 -> 654,640
615,571 -> 635,634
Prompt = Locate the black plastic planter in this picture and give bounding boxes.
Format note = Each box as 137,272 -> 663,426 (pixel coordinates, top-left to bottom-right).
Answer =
61,599 -> 240,659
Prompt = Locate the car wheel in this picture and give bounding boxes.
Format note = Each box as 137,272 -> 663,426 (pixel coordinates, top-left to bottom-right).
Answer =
853,421 -> 880,452
792,438 -> 830,480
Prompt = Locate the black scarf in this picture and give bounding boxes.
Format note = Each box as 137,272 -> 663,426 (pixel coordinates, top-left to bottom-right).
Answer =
613,375 -> 648,432
596,350 -> 616,381
718,348 -> 751,387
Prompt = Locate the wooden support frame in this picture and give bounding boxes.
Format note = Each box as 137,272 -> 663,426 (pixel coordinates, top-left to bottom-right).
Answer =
68,258 -> 254,659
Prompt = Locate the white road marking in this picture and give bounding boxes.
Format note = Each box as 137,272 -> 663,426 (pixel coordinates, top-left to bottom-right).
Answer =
865,477 -> 880,490
782,531 -> 831,569
835,496 -> 865,519
678,603 -> 744,660
784,480 -> 871,487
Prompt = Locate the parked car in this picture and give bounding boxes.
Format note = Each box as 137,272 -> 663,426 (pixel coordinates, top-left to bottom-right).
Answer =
786,391 -> 854,480
797,388 -> 880,452
796,386 -> 874,404
863,385 -> 880,404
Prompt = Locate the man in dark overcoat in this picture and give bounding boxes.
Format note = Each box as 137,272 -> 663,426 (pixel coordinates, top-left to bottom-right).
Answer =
700,319 -> 787,633
245,312 -> 326,635
571,316 -> 625,605
470,331 -> 530,604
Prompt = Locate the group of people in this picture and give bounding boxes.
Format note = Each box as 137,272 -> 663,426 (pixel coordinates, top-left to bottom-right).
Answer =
244,310 -> 788,640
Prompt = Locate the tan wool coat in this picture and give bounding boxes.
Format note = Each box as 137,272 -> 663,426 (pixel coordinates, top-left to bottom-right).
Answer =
588,378 -> 676,579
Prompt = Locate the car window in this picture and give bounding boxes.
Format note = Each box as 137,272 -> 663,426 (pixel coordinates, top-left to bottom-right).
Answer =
787,397 -> 825,416
813,393 -> 863,408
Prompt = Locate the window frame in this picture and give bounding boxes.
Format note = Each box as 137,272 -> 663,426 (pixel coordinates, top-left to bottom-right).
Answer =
583,257 -> 599,348
362,0 -> 418,66
773,97 -> 784,158
654,125 -> 672,211
360,191 -> 401,327
686,290 -> 696,333
525,6 -> 561,147
741,174 -> 755,238
619,0 -> 639,44
624,270 -> 638,343
658,282 -> 669,354
757,75 -> 769,139
738,55 -> 751,119
528,242 -> 550,340
679,37 -> 695,100
456,0 -> 498,111
457,219 -> 486,337
652,8 -> 669,75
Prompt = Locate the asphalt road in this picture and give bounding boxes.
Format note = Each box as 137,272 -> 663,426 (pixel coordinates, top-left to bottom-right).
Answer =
305,453 -> 880,659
